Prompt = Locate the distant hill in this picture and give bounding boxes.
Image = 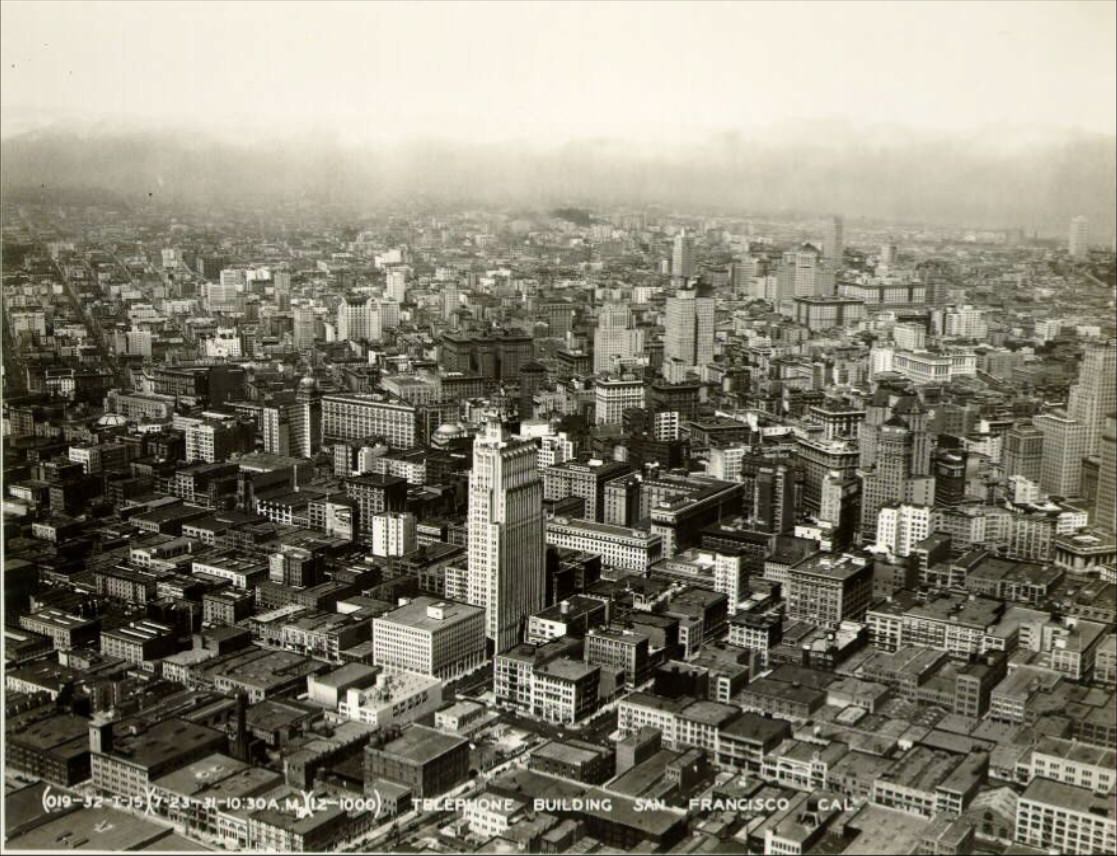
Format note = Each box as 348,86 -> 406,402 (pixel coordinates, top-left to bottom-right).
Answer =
2,123 -> 1113,237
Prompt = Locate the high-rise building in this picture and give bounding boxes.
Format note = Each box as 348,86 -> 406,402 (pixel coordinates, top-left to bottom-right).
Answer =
1067,339 -> 1116,457
672,229 -> 695,281
1095,414 -> 1116,534
273,270 -> 292,309
824,216 -> 844,263
371,511 -> 418,557
292,304 -> 317,350
442,283 -> 460,320
372,597 -> 486,681
786,554 -> 873,627
1004,423 -> 1045,483
752,463 -> 802,534
859,412 -> 936,541
386,267 -> 408,304
663,288 -> 715,377
943,305 -> 989,340
1035,412 -> 1088,498
594,376 -> 645,425
593,304 -> 645,374
261,379 -> 321,459
1069,215 -> 1090,259
777,245 -> 832,301
876,504 -> 935,558
542,458 -> 634,523
467,417 -> 545,654
322,394 -> 418,449
337,297 -> 376,342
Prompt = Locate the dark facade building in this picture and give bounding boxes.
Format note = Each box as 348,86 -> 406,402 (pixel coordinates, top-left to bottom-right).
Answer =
363,725 -> 470,798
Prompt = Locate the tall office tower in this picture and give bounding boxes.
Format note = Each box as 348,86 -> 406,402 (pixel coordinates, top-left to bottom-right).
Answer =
753,463 -> 802,534
663,288 -> 715,377
824,216 -> 844,263
1034,412 -> 1088,497
295,376 -> 322,457
1069,216 -> 1089,259
593,304 -> 645,374
205,280 -> 242,313
375,298 -> 399,338
859,418 -> 936,541
262,399 -> 299,456
371,511 -> 417,557
1095,414 -> 1116,534
273,270 -> 292,310
337,297 -> 375,342
467,416 -> 545,654
1004,423 -> 1045,483
442,283 -> 460,320
672,229 -> 695,281
292,304 -> 317,350
265,384 -> 323,462
386,267 -> 408,304
219,268 -> 247,291
777,245 -> 829,301
1067,339 -> 1117,456
879,242 -> 898,267
943,306 -> 989,340
518,361 -> 547,421
876,504 -> 935,558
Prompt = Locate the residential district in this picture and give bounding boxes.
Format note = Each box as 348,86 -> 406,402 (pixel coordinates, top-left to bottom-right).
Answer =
2,200 -> 1116,856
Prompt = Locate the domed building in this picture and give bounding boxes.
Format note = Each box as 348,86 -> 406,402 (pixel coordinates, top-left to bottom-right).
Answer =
431,421 -> 471,448
96,413 -> 128,429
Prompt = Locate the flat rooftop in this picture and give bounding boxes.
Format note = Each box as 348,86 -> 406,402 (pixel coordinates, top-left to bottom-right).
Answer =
376,596 -> 483,632
374,724 -> 467,764
5,806 -> 174,851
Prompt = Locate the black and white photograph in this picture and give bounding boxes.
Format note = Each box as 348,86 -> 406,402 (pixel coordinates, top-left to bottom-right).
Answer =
1,1 -> 1115,854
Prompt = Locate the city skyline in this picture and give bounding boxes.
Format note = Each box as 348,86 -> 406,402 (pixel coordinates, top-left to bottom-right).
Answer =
2,3 -> 1116,855
2,3 -> 1116,237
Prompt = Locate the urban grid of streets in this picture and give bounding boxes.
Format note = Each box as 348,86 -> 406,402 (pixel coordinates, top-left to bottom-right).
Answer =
2,199 -> 1116,856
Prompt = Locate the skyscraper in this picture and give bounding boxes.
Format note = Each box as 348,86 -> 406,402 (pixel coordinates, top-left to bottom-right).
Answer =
337,297 -> 375,342
1034,412 -> 1088,497
1004,423 -> 1045,483
1069,215 -> 1089,259
672,229 -> 695,282
386,267 -> 408,304
292,304 -> 317,350
1067,339 -> 1116,457
442,283 -> 460,320
1095,414 -> 1116,534
273,269 -> 292,310
824,216 -> 844,263
593,303 -> 645,374
777,244 -> 832,301
467,416 -> 545,654
859,413 -> 936,542
663,288 -> 715,377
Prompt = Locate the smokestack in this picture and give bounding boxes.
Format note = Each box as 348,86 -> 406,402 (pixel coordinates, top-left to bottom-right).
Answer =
230,691 -> 249,762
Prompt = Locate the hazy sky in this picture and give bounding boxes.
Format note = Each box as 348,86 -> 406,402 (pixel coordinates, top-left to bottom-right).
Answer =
2,0 -> 1115,143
